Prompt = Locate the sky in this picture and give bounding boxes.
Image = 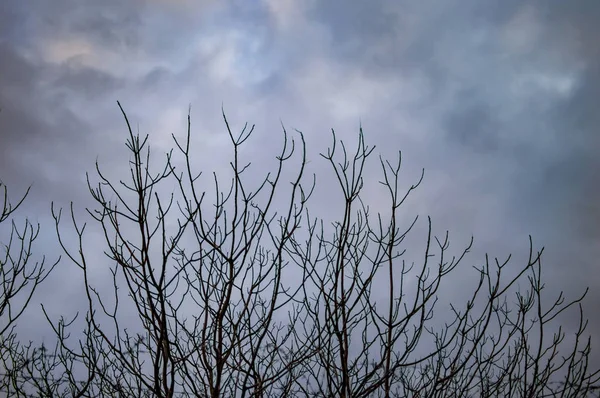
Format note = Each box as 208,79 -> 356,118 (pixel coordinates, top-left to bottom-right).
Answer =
1,0 -> 599,374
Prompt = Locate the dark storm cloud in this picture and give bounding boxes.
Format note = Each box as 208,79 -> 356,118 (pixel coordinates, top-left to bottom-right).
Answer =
0,0 -> 178,204
0,44 -> 79,186
50,60 -> 126,104
0,43 -> 39,146
311,0 -> 397,46
500,1 -> 600,241
24,0 -> 142,49
443,89 -> 500,153
310,0 -> 598,237
0,41 -> 123,208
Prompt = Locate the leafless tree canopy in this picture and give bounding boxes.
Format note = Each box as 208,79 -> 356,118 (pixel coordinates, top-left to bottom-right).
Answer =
1,103 -> 599,397
0,181 -> 58,394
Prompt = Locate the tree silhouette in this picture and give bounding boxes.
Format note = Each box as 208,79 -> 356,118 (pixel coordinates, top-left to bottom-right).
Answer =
0,181 -> 58,394
1,103 -> 599,397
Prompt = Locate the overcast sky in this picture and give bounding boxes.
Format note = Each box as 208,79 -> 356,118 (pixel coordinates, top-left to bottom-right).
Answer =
1,0 -> 599,371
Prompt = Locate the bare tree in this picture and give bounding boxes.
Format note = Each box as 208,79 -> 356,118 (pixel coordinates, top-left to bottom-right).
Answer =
5,103 -> 599,397
0,181 -> 58,394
